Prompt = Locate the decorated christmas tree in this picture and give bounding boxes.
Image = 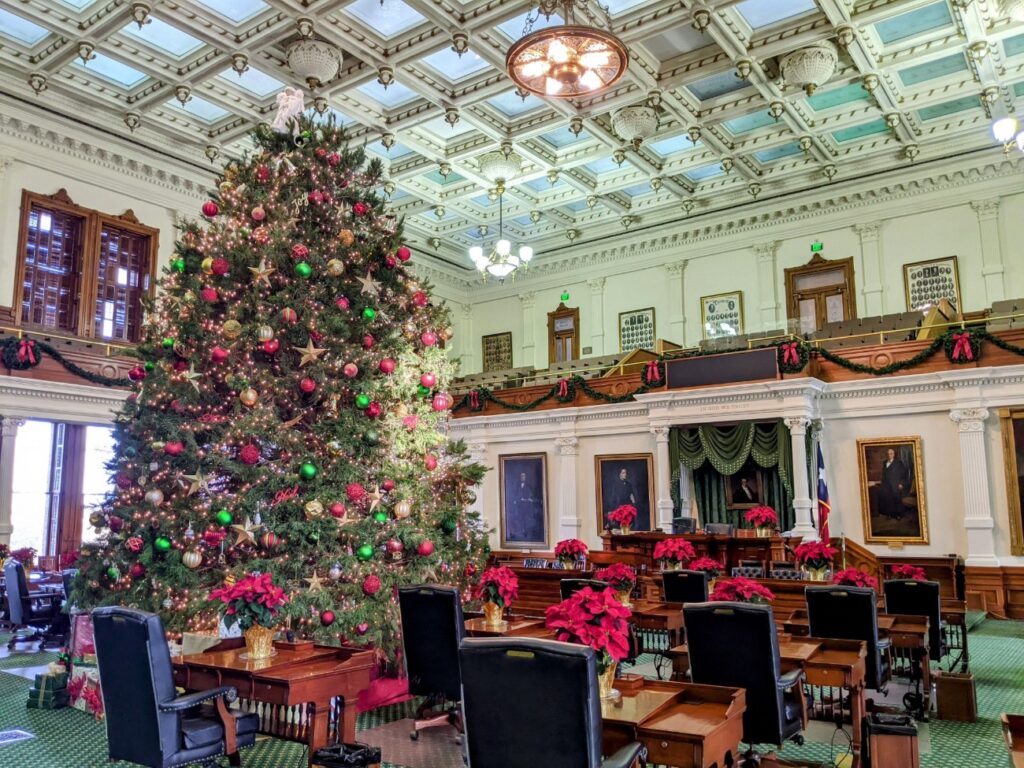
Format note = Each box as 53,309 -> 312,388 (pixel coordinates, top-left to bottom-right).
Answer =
74,104 -> 488,661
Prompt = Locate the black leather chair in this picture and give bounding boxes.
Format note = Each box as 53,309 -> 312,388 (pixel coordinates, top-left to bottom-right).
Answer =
559,578 -> 609,600
705,523 -> 734,535
684,602 -> 806,765
883,579 -> 946,661
661,570 -> 708,603
93,606 -> 257,767
3,560 -> 62,649
398,584 -> 465,741
806,585 -> 891,692
459,637 -> 646,768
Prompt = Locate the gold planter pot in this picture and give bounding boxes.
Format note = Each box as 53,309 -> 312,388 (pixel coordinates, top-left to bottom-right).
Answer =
620,525 -> 632,535
482,601 -> 504,627
802,566 -> 830,582
662,561 -> 682,572
243,624 -> 277,660
755,527 -> 772,538
615,588 -> 633,609
598,660 -> 618,699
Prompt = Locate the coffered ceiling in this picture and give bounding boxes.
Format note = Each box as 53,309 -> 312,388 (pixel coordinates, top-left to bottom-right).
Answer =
2,0 -> 1023,278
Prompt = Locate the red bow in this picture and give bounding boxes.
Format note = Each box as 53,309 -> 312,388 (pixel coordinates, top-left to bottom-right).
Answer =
557,378 -> 569,398
644,360 -> 661,384
951,332 -> 974,361
781,342 -> 800,365
469,390 -> 480,409
17,339 -> 36,365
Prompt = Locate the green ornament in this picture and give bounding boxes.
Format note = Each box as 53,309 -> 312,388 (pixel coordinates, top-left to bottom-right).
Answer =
171,257 -> 186,273
215,509 -> 233,526
417,384 -> 430,397
106,566 -> 121,580
162,337 -> 175,349
560,290 -> 570,302
364,429 -> 379,445
356,543 -> 374,561
441,518 -> 457,533
355,394 -> 371,409
373,510 -> 388,523
307,530 -> 321,543
154,537 -> 171,552
294,261 -> 313,278
302,130 -> 312,139
362,307 -> 377,320
144,361 -> 155,372
299,462 -> 318,480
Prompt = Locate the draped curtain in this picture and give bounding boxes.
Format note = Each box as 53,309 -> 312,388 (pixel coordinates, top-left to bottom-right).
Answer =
669,422 -> 795,531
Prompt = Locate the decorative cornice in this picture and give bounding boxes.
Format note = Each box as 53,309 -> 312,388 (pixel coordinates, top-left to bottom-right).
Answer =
950,407 -> 990,432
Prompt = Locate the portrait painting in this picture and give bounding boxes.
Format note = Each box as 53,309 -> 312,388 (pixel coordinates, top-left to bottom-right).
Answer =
857,437 -> 929,545
595,453 -> 654,532
999,408 -> 1024,556
724,458 -> 766,510
499,453 -> 548,549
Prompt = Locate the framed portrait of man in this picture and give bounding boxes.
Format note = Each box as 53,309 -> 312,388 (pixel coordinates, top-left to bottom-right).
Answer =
595,453 -> 654,532
857,437 -> 929,545
499,453 -> 548,549
724,458 -> 766,510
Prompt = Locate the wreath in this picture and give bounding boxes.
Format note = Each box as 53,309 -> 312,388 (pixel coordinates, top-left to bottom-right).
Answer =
944,331 -> 981,365
554,377 -> 576,403
1,338 -> 41,371
777,340 -> 809,374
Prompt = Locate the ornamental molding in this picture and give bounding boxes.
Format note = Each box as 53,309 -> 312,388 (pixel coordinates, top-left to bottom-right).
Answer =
950,408 -> 990,432
0,377 -> 126,423
555,436 -> 580,455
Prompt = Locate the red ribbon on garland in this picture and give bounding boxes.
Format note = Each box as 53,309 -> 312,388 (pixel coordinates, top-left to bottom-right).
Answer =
951,332 -> 974,361
557,378 -> 569,398
781,342 -> 800,365
469,390 -> 480,409
17,339 -> 37,365
644,360 -> 661,384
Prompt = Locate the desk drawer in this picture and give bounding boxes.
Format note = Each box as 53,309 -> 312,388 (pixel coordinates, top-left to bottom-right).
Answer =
806,667 -> 846,688
641,735 -> 700,768
252,682 -> 289,705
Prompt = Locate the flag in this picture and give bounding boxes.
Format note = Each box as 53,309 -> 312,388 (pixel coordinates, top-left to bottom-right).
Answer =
816,444 -> 830,540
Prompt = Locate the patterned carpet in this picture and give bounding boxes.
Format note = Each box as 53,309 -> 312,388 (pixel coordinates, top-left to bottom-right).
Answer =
0,619 -> 1020,767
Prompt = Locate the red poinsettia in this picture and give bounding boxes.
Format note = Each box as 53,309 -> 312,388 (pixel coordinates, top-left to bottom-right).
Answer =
474,565 -> 519,608
710,576 -> 775,604
688,557 -> 724,576
554,538 -> 589,563
652,538 -> 696,565
594,562 -> 636,590
61,550 -> 80,569
891,563 -> 927,581
608,504 -> 637,528
832,568 -> 879,590
544,586 -> 632,668
744,505 -> 778,528
11,547 -> 35,565
794,540 -> 838,570
208,572 -> 289,631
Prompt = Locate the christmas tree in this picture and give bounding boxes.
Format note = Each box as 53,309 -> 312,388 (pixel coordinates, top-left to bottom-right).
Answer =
74,108 -> 488,660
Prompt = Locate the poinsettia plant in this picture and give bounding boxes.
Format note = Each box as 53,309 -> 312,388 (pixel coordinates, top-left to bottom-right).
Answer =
544,586 -> 632,671
0,543 -> 9,560
794,541 -> 838,570
744,505 -> 778,528
474,565 -> 519,608
60,550 -> 80,569
208,572 -> 289,631
652,538 -> 696,566
832,568 -> 879,590
11,547 -> 36,566
688,557 -> 724,576
710,576 -> 775,604
608,504 -> 637,529
554,538 -> 589,564
890,563 -> 927,581
594,562 -> 636,591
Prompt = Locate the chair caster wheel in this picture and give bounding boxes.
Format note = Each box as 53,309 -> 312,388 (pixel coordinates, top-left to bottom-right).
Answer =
409,730 -> 419,741
792,735 -> 805,746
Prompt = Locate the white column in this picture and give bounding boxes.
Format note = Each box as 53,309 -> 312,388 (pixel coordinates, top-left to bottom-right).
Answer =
467,440 -> 489,541
664,262 -> 685,344
784,417 -> 817,539
588,277 -> 606,355
0,417 -> 25,545
753,241 -> 780,331
950,408 -> 999,567
519,291 -> 537,368
555,437 -> 582,542
458,303 -> 475,374
854,222 -> 884,316
971,199 -> 1006,304
652,426 -> 675,531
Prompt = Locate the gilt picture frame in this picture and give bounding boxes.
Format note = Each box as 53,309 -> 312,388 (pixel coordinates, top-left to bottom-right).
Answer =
499,453 -> 548,549
857,437 -> 929,545
595,453 -> 654,533
701,291 -> 744,340
618,307 -> 656,352
481,331 -> 513,373
903,256 -> 960,312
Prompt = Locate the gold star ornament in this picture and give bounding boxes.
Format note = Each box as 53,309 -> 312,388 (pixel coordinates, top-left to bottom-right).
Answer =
248,258 -> 276,286
293,339 -> 327,367
231,516 -> 259,546
180,470 -> 211,496
303,571 -> 326,592
356,270 -> 381,298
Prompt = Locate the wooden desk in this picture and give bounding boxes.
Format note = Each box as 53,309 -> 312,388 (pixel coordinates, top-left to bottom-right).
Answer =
602,532 -> 792,574
601,679 -> 745,768
173,640 -> 373,766
630,600 -> 685,648
1003,713 -> 1024,768
464,617 -> 548,637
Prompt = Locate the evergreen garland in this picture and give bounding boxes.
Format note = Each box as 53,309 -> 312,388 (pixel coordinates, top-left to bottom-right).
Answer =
0,335 -> 133,387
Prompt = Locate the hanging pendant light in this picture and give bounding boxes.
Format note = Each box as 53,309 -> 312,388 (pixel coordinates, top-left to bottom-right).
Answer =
468,188 -> 534,281
506,0 -> 628,99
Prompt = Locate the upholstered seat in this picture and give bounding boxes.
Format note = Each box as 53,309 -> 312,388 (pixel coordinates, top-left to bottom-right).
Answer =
559,578 -> 609,600
806,585 -> 891,693
3,560 -> 62,649
662,570 -> 708,603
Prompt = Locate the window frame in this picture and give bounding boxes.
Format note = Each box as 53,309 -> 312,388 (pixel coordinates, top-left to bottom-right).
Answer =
15,188 -> 159,343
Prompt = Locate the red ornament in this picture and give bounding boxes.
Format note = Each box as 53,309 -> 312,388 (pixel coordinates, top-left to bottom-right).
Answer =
250,205 -> 266,222
211,258 -> 230,276
129,563 -> 146,579
327,152 -> 341,167
200,286 -> 219,303
355,622 -> 369,636
412,291 -> 429,307
316,148 -> 327,158
421,331 -> 438,347
128,365 -> 146,382
299,377 -> 317,394
362,574 -> 381,596
108,516 -> 124,533
251,227 -> 270,245
353,201 -> 370,217
329,502 -> 346,518
201,201 -> 219,217
465,563 -> 477,577
164,441 -> 185,456
125,536 -> 143,553
417,539 -> 435,557
262,339 -> 280,354
365,401 -> 382,418
260,532 -> 279,549
255,165 -> 270,182
346,483 -> 366,502
210,346 -> 229,363
424,454 -> 438,471
382,479 -> 395,491
385,538 -> 403,553
281,307 -> 298,324
320,610 -> 335,626
384,255 -> 397,269
396,245 -> 411,261
115,472 -> 133,489
420,372 -> 437,388
432,392 -> 452,412
239,444 -> 261,465
307,190 -> 324,204
172,359 -> 189,372
362,334 -> 375,350
291,244 -> 310,260
335,296 -> 350,311
342,362 -> 359,378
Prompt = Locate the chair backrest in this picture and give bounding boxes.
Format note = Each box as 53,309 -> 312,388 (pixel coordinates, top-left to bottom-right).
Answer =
705,523 -> 734,535
559,579 -> 608,601
3,560 -> 29,624
684,602 -> 785,746
806,586 -> 885,690
883,579 -> 943,658
460,637 -> 601,768
672,516 -> 697,534
662,570 -> 708,603
62,569 -> 78,610
732,566 -> 765,578
92,606 -> 179,766
398,585 -> 465,701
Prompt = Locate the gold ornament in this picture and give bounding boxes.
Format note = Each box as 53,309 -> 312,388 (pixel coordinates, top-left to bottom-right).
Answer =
326,259 -> 345,277
293,339 -> 327,367
231,515 -> 259,546
201,257 -> 214,274
239,388 -> 259,407
218,181 -> 234,194
182,550 -> 203,569
395,499 -> 413,519
224,573 -> 237,586
172,340 -> 190,358
304,500 -> 325,519
326,440 -> 344,456
144,488 -> 165,505
222,319 -> 242,339
257,325 -> 275,342
182,290 -> 196,304
443,326 -> 455,341
151,441 -> 166,451
339,229 -> 355,247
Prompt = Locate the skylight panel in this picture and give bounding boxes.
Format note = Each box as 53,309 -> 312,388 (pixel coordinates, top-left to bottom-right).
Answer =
357,80 -> 418,108
194,0 -> 269,24
421,48 -> 490,81
0,9 -> 49,45
218,67 -> 285,97
342,0 -> 426,38
75,54 -> 148,87
735,0 -> 817,29
121,17 -> 203,57
167,95 -> 230,122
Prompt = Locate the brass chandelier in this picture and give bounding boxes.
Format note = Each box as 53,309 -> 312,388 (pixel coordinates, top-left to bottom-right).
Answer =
506,0 -> 628,99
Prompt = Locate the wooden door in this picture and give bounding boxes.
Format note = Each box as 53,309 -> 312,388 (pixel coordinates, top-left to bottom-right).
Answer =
548,303 -> 580,365
785,254 -> 856,334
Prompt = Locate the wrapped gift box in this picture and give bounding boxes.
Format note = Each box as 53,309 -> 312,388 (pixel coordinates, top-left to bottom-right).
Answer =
26,688 -> 69,709
68,665 -> 103,718
33,671 -> 68,691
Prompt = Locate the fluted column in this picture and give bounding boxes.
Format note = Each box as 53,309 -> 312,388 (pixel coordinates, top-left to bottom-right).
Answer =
588,277 -> 606,356
854,222 -> 884,316
950,408 -> 999,566
0,417 -> 25,545
555,437 -> 582,541
519,291 -> 537,368
971,199 -> 1006,304
784,417 -> 817,538
664,262 -> 686,345
466,440 -> 489,539
652,427 -> 675,531
458,303 -> 475,374
753,241 -> 780,331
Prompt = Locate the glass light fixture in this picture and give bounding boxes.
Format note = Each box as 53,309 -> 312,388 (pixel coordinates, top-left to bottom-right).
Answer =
468,191 -> 535,281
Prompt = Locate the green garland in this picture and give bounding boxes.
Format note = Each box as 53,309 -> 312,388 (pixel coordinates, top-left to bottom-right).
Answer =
0,335 -> 133,388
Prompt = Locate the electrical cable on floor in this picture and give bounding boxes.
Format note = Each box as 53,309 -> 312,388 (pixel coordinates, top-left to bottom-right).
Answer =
827,719 -> 854,768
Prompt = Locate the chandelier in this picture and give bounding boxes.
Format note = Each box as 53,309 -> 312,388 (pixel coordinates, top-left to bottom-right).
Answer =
991,101 -> 1024,152
780,41 -> 838,96
612,105 -> 658,150
506,0 -> 628,99
468,186 -> 533,280
287,18 -> 341,89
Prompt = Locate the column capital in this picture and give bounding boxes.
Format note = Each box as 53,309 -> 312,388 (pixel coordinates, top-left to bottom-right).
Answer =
853,221 -> 884,241
970,198 -> 1000,219
1,417 -> 24,437
663,261 -> 685,277
588,277 -> 607,292
519,291 -> 536,308
459,302 -> 473,318
650,426 -> 671,442
467,441 -> 487,456
784,416 -> 811,435
555,436 -> 580,456
752,241 -> 780,259
950,408 -> 989,432
0,155 -> 13,182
